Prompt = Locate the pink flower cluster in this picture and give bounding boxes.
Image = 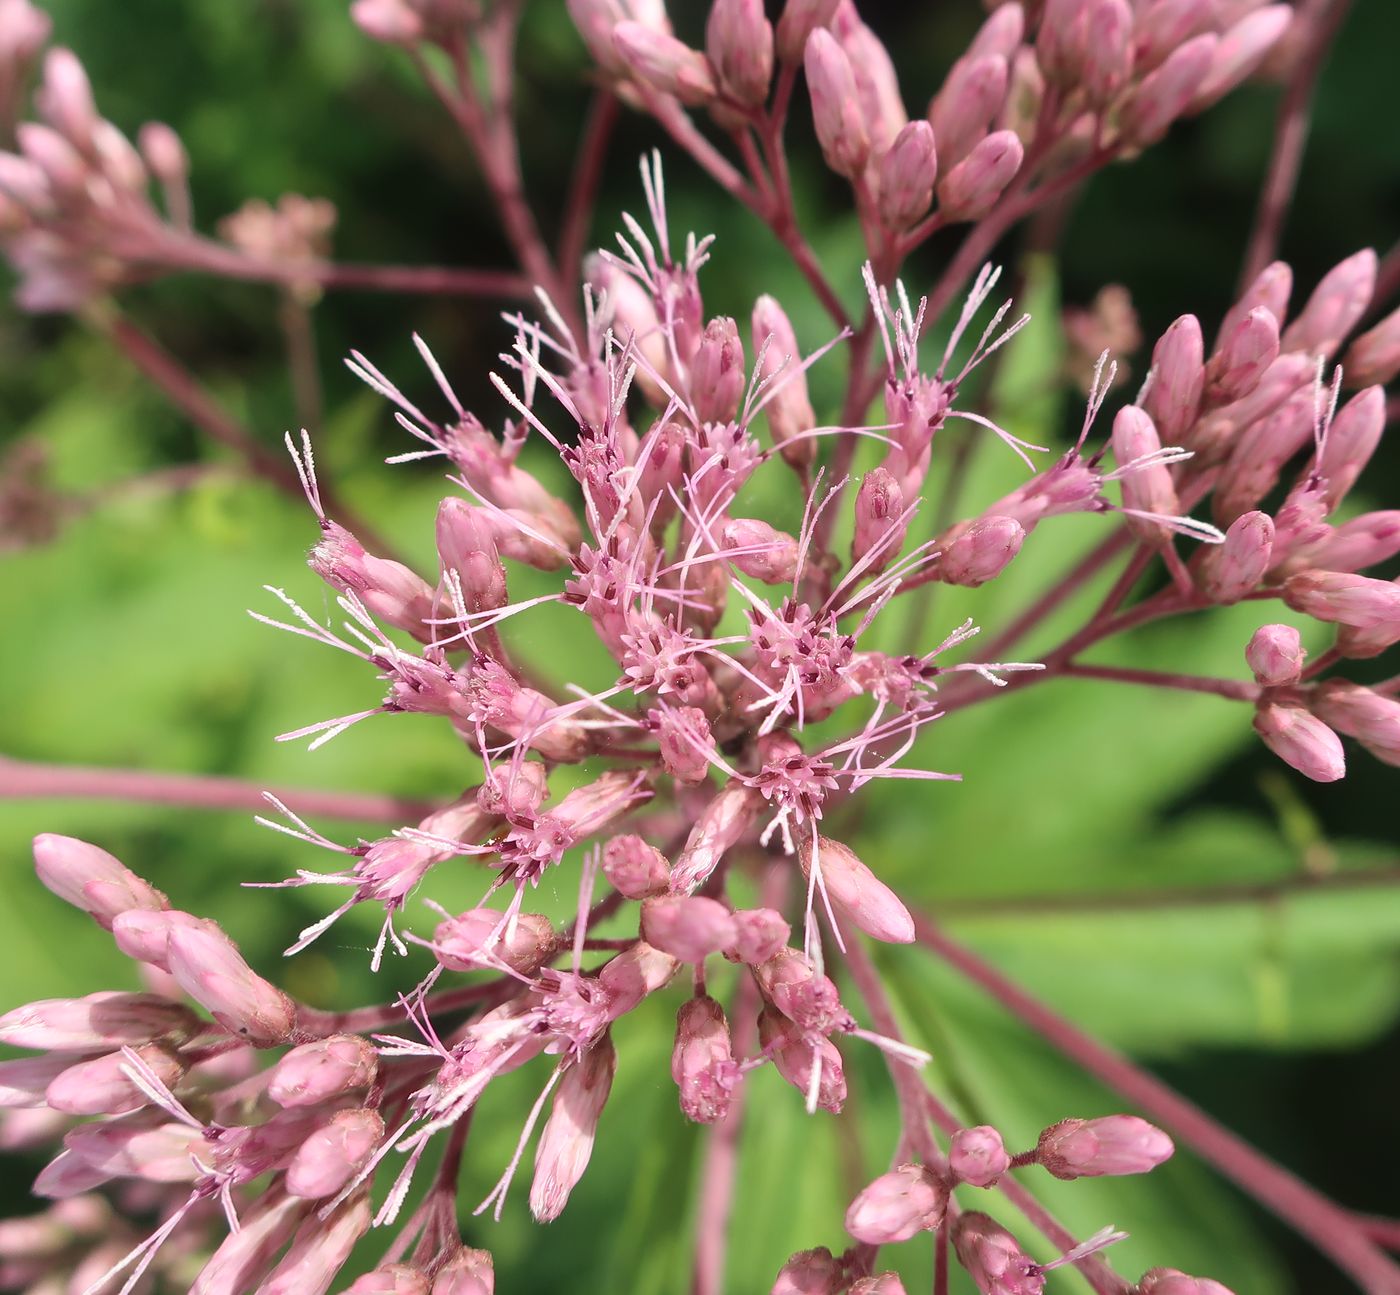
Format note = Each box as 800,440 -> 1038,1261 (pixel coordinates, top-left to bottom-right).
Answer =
4,0 -> 1400,1293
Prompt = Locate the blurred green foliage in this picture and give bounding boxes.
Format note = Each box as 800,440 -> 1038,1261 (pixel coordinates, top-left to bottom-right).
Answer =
2,2 -> 1398,1292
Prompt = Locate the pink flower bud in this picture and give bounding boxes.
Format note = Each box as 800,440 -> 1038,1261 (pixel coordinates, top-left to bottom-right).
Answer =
950,1124 -> 1011,1187
756,948 -> 847,1033
937,129 -> 1023,221
1311,681 -> 1400,768
726,906 -> 791,964
597,940 -> 680,1017
0,1054 -> 80,1107
1218,262 -> 1293,351
1280,249 -> 1377,361
1287,511 -> 1400,576
311,521 -> 436,638
752,294 -> 817,468
45,1044 -> 185,1116
433,906 -> 554,974
691,316 -> 746,424
799,835 -> 914,944
1131,0 -> 1215,73
804,28 -> 870,179
1198,509 -> 1273,604
1138,1271 -> 1235,1295
775,0 -> 841,63
1189,348 -> 1312,462
832,7 -> 906,156
772,1247 -> 842,1295
1113,405 -> 1179,544
62,1116 -> 207,1184
952,1212 -> 1043,1295
937,515 -> 1025,586
345,1264 -> 431,1294
852,468 -> 909,574
1213,389 -> 1315,525
530,1034 -> 616,1222
1190,6 -> 1292,112
845,1163 -> 948,1243
1036,1115 -> 1173,1179
1244,624 -> 1305,686
165,925 -> 296,1047
431,1248 -> 495,1295
350,0 -> 424,45
672,995 -> 739,1123
706,0 -> 774,108
1143,314 -> 1204,441
268,1034 -> 378,1108
190,1192 -> 308,1295
850,1277 -> 908,1295
969,4 -> 1024,62
111,909 -> 216,971
1082,0 -> 1134,105
928,55 -> 1005,172
0,991 -> 196,1052
36,49 -> 97,146
32,834 -> 167,931
1283,569 -> 1400,629
436,497 -> 508,614
722,517 -> 801,584
285,1108 -> 384,1199
257,1193 -> 372,1295
759,1008 -> 846,1113
1253,702 -> 1346,783
613,23 -> 716,105
641,895 -> 738,963
1344,304 -> 1400,387
876,120 -> 938,228
651,705 -> 715,785
602,833 -> 671,898
672,783 -> 762,892
1315,386 -> 1384,512
1206,306 -> 1279,404
1119,34 -> 1216,147
1037,0 -> 1091,86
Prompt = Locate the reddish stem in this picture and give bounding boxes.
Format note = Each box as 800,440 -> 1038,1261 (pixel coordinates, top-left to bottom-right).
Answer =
1058,661 -> 1261,702
558,89 -> 621,283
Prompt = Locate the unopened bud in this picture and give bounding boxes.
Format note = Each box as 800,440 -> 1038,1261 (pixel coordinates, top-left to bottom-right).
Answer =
311,521 -> 435,638
804,29 -> 870,179
36,48 -> 97,145
641,895 -> 738,962
45,1045 -> 185,1116
937,515 -> 1025,586
1037,0 -> 1091,86
436,497 -> 508,614
722,517 -> 800,584
614,23 -> 716,105
1143,314 -> 1204,441
1206,306 -> 1279,404
1082,0 -> 1133,105
832,7 -> 905,156
691,316 -> 745,424
285,1107 -> 384,1198
850,1276 -> 908,1295
1189,5 -> 1292,113
431,907 -> 553,974
602,834 -> 671,898
1344,304 -> 1400,387
33,834 -> 167,931
431,1248 -> 495,1295
1113,405 -> 1178,544
1139,1268 -> 1236,1295
0,991 -> 195,1052
1119,34 -> 1216,147
165,925 -> 296,1047
530,1034 -> 616,1221
775,0 -> 841,64
346,1264 -> 431,1294
257,1193 -> 372,1295
725,907 -> 791,964
351,0 -> 424,45
1214,391 -> 1314,525
949,1124 -> 1011,1187
1219,262 -> 1292,352
953,1213 -> 1040,1295
937,129 -> 1022,221
772,1247 -> 842,1295
1253,702 -> 1346,783
1284,569 -> 1400,629
706,0 -> 774,108
759,1008 -> 846,1113
1200,510 -> 1273,604
876,120 -> 937,228
1188,351 -> 1312,463
188,1191 -> 308,1294
1312,681 -> 1400,767
268,1034 -> 378,1108
0,1055 -> 79,1108
1288,511 -> 1400,576
845,1163 -> 947,1243
928,55 -> 1005,173
111,909 -> 215,972
755,949 -> 846,1033
1036,1115 -> 1173,1179
799,836 -> 914,944
672,995 -> 739,1124
1280,249 -> 1377,361
753,294 -> 817,468
1315,386 -> 1384,512
1245,624 -> 1305,686
852,468 -> 908,574
672,783 -> 762,892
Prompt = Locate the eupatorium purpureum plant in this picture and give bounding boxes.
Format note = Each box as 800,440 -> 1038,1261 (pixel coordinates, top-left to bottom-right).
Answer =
1,0 -> 1399,1292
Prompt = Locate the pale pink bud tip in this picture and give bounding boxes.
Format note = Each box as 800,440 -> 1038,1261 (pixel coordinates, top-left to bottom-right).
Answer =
1120,35 -> 1216,146
1143,315 -> 1204,441
45,1044 -> 184,1116
641,895 -> 738,962
772,1246 -> 842,1295
938,129 -> 1023,222
614,23 -> 716,106
1312,682 -> 1400,768
1138,1268 -> 1236,1295
706,0 -> 774,109
846,1163 -> 948,1242
1036,1115 -> 1174,1179
1207,307 -> 1279,404
938,515 -> 1025,586
1283,570 -> 1400,629
692,315 -> 746,424
1200,510 -> 1273,604
0,991 -> 196,1051
530,1035 -> 616,1222
953,1211 -> 1040,1295
1253,703 -> 1346,783
286,1107 -> 384,1198
726,907 -> 791,964
33,834 -> 168,930
800,836 -> 914,944
1280,249 -> 1377,361
267,1034 -> 378,1107
602,833 -> 671,898
804,28 -> 870,179
432,908 -> 554,974
949,1124 -> 1011,1187
876,121 -> 937,228
165,925 -> 296,1046
1245,624 -> 1305,687
1344,304 -> 1400,387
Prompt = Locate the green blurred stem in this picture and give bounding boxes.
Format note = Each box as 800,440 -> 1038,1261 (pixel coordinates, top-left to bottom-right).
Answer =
0,754 -> 431,824
913,911 -> 1400,1292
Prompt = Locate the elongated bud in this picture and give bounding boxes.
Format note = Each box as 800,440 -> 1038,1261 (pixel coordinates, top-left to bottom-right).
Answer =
753,294 -> 817,468
722,517 -> 801,584
258,1193 -> 372,1295
1283,569 -> 1400,629
772,1247 -> 842,1295
1188,351 -> 1313,463
758,1008 -> 847,1113
268,1034 -> 378,1108
33,835 -> 167,931
938,129 -> 1022,221
804,29 -> 870,179
1143,314 -> 1204,441
530,1034 -> 616,1221
311,521 -> 436,638
111,909 -> 216,972
1315,386 -> 1384,512
776,0 -> 841,64
1337,595 -> 1400,660
832,7 -> 905,156
1253,702 -> 1346,783
1138,1268 -> 1236,1295
1131,0 -> 1215,73
799,836 -> 914,944
1036,1115 -> 1173,1179
937,515 -> 1025,586
652,704 -> 715,784
137,121 -> 187,183
691,316 -> 745,424
1206,306 -> 1279,404
36,48 -> 98,145
597,941 -> 679,1016
347,1264 -> 431,1294
0,1054 -> 81,1107
1113,406 -> 1178,545
189,1192 -> 309,1295
852,468 -> 908,574
432,907 -> 553,974
602,833 -> 671,898
285,1108 -> 384,1199
1280,249 -> 1377,361
876,120 -> 937,228
672,995 -> 739,1123
431,1248 -> 495,1295
1344,304 -> 1400,387
845,1163 -> 948,1243
850,1277 -> 908,1295
641,895 -> 738,962
928,54 -> 1005,172
1311,681 -> 1400,767
1213,391 -> 1314,525
614,23 -> 716,105
953,1213 -> 1040,1295
1245,624 -> 1304,686
1000,45 -> 1044,146
1119,34 -> 1216,147
166,925 -> 296,1046
1200,510 -> 1273,604
1037,0 -> 1091,86
1082,0 -> 1133,105
1190,5 -> 1292,113
672,783 -> 762,892
950,1125 -> 1011,1187
1219,262 -> 1292,351
0,992 -> 195,1052
45,1044 -> 185,1116
1287,511 -> 1400,576
755,949 -> 846,1033
706,0 -> 774,108
436,497 -> 508,614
